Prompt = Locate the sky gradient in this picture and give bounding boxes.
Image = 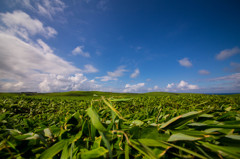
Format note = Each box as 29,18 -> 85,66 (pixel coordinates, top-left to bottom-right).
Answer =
0,0 -> 240,93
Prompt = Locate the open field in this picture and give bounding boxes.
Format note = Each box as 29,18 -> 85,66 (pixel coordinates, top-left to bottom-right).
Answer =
0,92 -> 240,158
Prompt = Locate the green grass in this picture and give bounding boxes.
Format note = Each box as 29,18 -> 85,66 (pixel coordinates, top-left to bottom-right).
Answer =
0,91 -> 239,158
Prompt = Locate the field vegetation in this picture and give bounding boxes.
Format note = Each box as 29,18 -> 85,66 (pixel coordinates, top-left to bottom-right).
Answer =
0,91 -> 240,158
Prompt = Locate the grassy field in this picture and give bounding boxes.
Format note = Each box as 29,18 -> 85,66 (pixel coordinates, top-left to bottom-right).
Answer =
0,91 -> 240,158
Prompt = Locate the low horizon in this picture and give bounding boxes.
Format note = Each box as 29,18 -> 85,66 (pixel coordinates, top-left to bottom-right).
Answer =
1,90 -> 239,95
0,0 -> 240,93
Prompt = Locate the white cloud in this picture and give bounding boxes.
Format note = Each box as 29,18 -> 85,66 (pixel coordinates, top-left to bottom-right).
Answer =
0,10 -> 57,40
0,33 -> 78,76
178,58 -> 192,67
177,80 -> 198,90
17,0 -> 35,10
165,80 -> 199,92
38,73 -> 100,92
97,76 -> 117,82
167,83 -> 175,89
123,83 -> 145,93
0,12 -> 100,92
72,46 -> 90,57
216,47 -> 240,60
199,70 -> 210,75
15,0 -> 66,19
130,68 -> 140,78
205,73 -> 240,93
83,64 -> 98,73
108,66 -> 127,77
210,73 -> 240,81
96,66 -> 127,81
0,32 -> 88,92
153,85 -> 159,90
0,36 -> 100,92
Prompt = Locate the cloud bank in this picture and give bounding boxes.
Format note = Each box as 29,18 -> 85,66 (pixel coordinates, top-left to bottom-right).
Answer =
0,10 -> 99,92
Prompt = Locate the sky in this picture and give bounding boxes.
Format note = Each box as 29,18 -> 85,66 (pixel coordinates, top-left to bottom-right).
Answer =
0,0 -> 240,93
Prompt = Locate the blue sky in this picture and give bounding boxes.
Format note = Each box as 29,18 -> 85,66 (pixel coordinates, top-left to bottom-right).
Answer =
0,0 -> 240,93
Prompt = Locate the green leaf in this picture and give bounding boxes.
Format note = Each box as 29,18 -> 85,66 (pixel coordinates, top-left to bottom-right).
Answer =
13,132 -> 40,140
225,134 -> 240,140
137,138 -> 169,148
189,123 -> 240,129
125,141 -> 130,159
99,131 -> 112,159
61,143 -> 69,159
160,110 -> 208,129
92,136 -> 102,149
69,130 -> 82,144
139,127 -> 170,141
6,129 -> 21,136
161,141 -> 207,159
199,141 -> 240,159
168,133 -> 201,142
110,98 -> 132,102
199,114 -> 214,118
80,147 -> 108,159
172,130 -> 207,137
225,106 -> 232,111
130,120 -> 144,126
130,139 -> 158,159
87,107 -> 107,132
40,140 -> 67,159
102,97 -> 126,120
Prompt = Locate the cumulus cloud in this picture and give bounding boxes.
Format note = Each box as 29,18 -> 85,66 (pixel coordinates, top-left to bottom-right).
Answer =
96,66 -> 127,81
123,83 -> 145,93
0,11 -> 99,92
178,58 -> 192,67
165,80 -> 199,92
130,68 -> 140,78
38,73 -> 100,92
167,83 -> 175,89
216,47 -> 240,60
199,70 -> 210,75
0,33 -> 100,92
0,10 -> 57,40
72,46 -> 90,57
0,33 -> 78,76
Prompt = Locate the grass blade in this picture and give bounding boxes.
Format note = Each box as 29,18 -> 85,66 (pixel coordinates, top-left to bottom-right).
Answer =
87,107 -> 107,132
40,140 -> 67,159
